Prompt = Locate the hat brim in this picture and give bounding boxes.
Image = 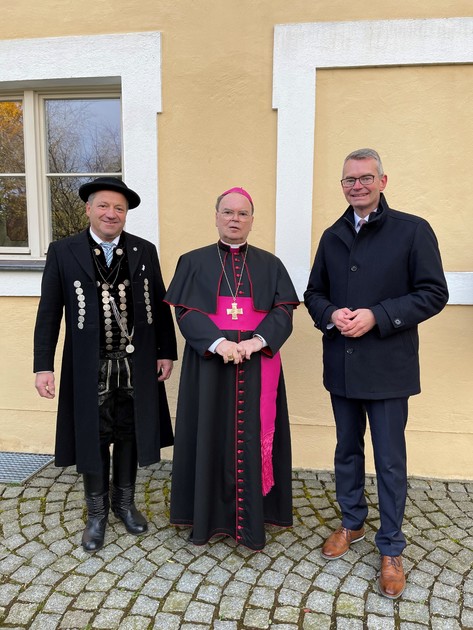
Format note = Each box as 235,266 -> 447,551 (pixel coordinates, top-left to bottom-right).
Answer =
79,181 -> 141,209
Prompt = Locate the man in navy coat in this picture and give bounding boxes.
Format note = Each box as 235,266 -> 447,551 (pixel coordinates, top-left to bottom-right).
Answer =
304,148 -> 448,598
34,177 -> 177,552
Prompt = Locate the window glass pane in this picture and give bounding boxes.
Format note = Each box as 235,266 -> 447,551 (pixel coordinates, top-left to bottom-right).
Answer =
49,176 -> 96,241
0,176 -> 27,246
0,101 -> 25,173
45,99 -> 121,174
0,101 -> 27,247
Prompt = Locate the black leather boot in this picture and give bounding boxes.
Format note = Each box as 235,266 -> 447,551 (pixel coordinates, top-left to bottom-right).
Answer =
111,439 -> 148,535
81,444 -> 110,552
81,491 -> 109,552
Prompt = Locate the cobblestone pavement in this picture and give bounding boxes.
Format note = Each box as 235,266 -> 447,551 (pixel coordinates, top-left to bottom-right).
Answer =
1,461 -> 473,629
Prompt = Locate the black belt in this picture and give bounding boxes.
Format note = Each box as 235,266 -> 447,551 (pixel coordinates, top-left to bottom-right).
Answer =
101,350 -> 129,360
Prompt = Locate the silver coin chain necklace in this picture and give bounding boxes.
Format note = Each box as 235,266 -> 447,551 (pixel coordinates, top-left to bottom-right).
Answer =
92,245 -> 134,353
217,243 -> 248,320
109,295 -> 135,354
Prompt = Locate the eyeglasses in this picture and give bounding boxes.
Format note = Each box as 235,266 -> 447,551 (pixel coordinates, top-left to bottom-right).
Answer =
340,175 -> 375,188
218,210 -> 252,221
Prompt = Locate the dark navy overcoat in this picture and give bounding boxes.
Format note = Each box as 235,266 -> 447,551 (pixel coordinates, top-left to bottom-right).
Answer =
304,194 -> 449,399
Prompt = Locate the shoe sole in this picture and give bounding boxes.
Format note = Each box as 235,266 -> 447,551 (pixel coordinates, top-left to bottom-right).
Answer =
320,533 -> 365,560
377,579 -> 406,599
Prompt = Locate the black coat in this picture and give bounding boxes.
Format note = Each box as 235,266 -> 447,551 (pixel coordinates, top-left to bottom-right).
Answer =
34,229 -> 177,473
304,194 -> 448,399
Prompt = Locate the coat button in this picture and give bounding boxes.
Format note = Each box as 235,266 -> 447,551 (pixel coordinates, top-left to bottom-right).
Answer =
394,318 -> 402,326
350,265 -> 358,272
346,348 -> 354,354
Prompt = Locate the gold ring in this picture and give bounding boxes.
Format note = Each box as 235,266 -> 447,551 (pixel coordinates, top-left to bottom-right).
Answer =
227,355 -> 234,360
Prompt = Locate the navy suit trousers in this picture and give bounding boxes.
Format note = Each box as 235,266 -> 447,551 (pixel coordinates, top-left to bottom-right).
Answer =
330,395 -> 408,556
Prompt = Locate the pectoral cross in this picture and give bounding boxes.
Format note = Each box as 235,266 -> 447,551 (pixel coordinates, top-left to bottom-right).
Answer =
226,301 -> 243,320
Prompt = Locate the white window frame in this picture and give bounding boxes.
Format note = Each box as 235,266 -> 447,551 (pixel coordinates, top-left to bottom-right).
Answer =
0,32 -> 162,296
273,18 -> 473,304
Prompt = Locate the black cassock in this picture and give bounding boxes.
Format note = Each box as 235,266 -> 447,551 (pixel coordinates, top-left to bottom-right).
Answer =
165,241 -> 299,550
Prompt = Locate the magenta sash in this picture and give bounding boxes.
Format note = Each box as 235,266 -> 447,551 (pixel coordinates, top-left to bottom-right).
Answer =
208,296 -> 280,495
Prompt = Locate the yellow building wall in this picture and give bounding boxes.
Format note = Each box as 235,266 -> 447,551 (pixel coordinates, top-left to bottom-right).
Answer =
0,1 -> 472,478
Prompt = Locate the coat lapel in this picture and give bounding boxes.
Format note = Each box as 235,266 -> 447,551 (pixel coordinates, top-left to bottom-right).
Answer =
125,232 -> 144,278
69,230 -> 96,281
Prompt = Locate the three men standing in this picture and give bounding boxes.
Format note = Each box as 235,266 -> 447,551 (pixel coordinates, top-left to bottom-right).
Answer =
305,149 -> 448,597
33,155 -> 449,598
34,177 -> 177,552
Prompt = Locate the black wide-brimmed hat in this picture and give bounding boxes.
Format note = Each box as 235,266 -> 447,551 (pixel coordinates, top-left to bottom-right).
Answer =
79,177 -> 141,209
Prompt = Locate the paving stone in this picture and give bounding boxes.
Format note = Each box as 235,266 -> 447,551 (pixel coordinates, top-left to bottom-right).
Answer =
4,602 -> 37,625
273,605 -> 301,623
429,596 -> 460,617
0,553 -> 25,574
218,595 -> 246,620
272,556 -> 295,573
103,589 -> 135,609
335,593 -> 365,617
212,622 -> 238,630
430,617 -> 462,630
151,613 -> 183,629
183,600 -> 215,624
461,609 -> 473,627
114,615 -> 151,630
257,569 -> 286,588
312,572 -> 340,593
73,590 -> 106,610
305,590 -> 334,615
10,564 -> 41,584
207,566 -> 232,586
366,614 -> 395,629
398,601 -> 430,625
131,594 -> 160,616
162,591 -> 193,613
432,581 -> 461,602
58,610 -> 93,629
278,587 -> 303,606
29,612 -> 61,629
176,570 -> 204,593
336,618 -> 364,629
116,571 -> 148,591
248,586 -> 275,608
244,607 -> 271,628
339,575 -> 369,597
91,607 -> 124,628
224,579 -> 252,598
17,584 -> 51,603
302,611 -> 332,629
0,583 -> 22,606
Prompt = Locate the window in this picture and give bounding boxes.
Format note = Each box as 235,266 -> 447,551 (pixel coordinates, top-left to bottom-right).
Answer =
0,90 -> 121,259
0,100 -> 26,249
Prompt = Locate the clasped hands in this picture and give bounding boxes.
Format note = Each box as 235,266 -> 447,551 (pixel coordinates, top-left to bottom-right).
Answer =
331,307 -> 376,338
216,337 -> 264,364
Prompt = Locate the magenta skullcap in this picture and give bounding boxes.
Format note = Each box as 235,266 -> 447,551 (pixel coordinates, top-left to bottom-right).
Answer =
220,187 -> 253,206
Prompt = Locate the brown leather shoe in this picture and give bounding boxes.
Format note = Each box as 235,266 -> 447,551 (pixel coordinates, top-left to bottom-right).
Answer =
321,526 -> 365,560
378,555 -> 406,599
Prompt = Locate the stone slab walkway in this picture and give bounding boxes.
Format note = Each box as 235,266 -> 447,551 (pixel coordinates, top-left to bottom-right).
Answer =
1,461 -> 473,629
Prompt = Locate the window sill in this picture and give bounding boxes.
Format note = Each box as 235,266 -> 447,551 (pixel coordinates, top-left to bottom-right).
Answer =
0,260 -> 45,271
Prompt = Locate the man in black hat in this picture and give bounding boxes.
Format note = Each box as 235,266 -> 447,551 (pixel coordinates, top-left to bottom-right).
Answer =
34,177 -> 177,552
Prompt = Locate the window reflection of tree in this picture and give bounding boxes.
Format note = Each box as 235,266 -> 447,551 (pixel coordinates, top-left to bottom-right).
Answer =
0,102 -> 27,246
46,99 -> 122,241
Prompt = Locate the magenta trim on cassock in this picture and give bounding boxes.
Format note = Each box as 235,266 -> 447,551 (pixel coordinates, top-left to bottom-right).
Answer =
208,296 -> 281,496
